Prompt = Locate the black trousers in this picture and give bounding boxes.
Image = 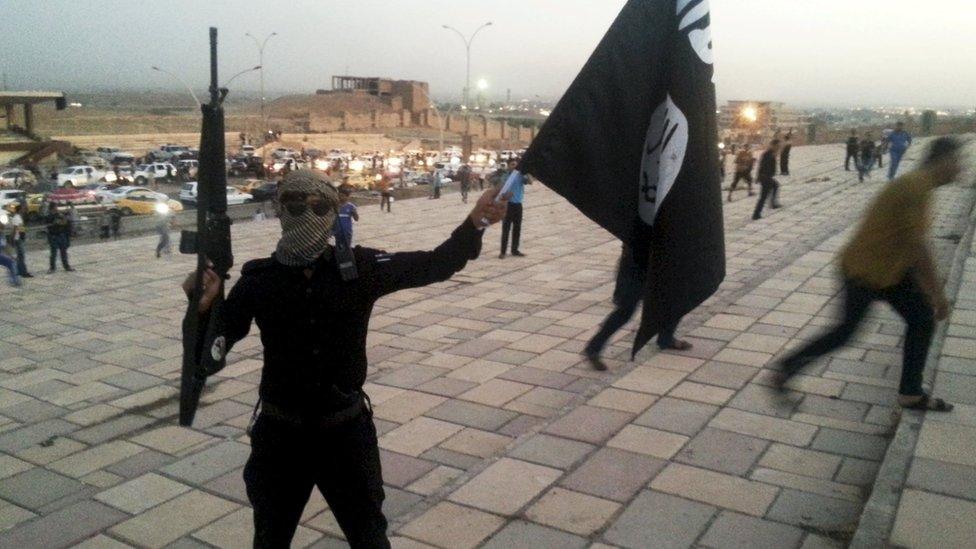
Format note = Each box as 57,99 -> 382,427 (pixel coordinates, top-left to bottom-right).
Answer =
380,193 -> 391,212
844,150 -> 858,170
752,177 -> 780,219
501,202 -> 523,254
14,239 -> 28,276
780,146 -> 791,175
48,237 -> 70,270
729,171 -> 753,195
781,275 -> 934,396
585,263 -> 679,356
584,295 -> 679,356
244,413 -> 390,549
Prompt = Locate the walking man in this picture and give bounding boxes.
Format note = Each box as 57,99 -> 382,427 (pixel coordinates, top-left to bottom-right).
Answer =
459,164 -> 472,204
773,138 -> 962,412
181,170 -> 508,548
45,204 -> 73,273
858,133 -> 876,183
584,244 -> 692,371
377,176 -> 392,213
155,209 -> 173,258
9,205 -> 31,277
888,121 -> 913,181
752,139 -> 782,220
499,162 -> 526,259
780,130 -> 793,175
728,146 -> 755,201
845,130 -> 859,171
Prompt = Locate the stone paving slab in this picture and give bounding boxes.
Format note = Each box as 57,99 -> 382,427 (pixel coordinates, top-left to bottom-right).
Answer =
0,140 -> 972,547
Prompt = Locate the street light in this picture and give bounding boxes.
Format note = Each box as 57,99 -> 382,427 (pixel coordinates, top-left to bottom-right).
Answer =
442,22 -> 492,110
150,66 -> 201,108
225,65 -> 262,89
245,31 -> 277,133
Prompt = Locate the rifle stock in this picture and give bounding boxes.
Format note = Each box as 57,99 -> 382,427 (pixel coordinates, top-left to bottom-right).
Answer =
180,27 -> 234,427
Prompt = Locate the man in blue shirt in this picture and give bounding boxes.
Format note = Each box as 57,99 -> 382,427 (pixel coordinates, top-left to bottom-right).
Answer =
888,121 -> 913,181
499,162 -> 525,258
335,185 -> 358,248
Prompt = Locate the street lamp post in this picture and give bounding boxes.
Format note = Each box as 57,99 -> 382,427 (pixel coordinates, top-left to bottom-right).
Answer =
224,65 -> 262,89
442,22 -> 492,110
245,32 -> 277,136
151,66 -> 201,108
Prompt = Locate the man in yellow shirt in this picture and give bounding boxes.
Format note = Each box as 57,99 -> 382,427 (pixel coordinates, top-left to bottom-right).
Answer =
774,137 -> 963,412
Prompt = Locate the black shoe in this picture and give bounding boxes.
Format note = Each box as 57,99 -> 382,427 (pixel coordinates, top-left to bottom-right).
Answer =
498,253 -> 506,259
752,214 -> 761,220
585,353 -> 608,372
21,273 -> 33,278
65,267 -> 75,272
48,268 -> 55,273
512,251 -> 525,257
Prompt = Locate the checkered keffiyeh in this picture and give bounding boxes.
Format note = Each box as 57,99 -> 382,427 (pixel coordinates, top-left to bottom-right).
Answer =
274,170 -> 339,267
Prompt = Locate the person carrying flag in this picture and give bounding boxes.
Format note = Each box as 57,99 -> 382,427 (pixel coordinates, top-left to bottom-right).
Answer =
517,0 -> 725,356
585,244 -> 692,371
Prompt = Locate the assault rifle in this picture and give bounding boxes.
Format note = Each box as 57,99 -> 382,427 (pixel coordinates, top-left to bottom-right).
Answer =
179,27 -> 233,426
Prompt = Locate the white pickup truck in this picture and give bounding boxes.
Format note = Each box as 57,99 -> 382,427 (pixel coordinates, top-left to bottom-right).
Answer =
56,165 -> 117,187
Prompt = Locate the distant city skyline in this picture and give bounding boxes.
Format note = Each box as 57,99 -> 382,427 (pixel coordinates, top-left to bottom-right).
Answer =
1,0 -> 974,109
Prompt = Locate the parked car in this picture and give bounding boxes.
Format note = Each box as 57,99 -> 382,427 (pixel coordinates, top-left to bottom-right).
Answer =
3,193 -> 44,221
98,185 -> 167,203
116,192 -> 184,216
0,168 -> 36,188
56,166 -> 117,187
96,146 -> 122,161
48,186 -> 97,205
148,144 -> 191,162
108,152 -> 136,166
133,163 -> 177,184
271,147 -> 298,159
267,158 -> 307,176
0,189 -> 27,209
177,159 -> 199,180
248,182 -> 279,203
240,145 -> 256,156
228,156 -> 266,177
180,182 -> 252,205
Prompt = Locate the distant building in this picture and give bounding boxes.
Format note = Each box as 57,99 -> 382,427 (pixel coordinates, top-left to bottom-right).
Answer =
319,76 -> 431,115
719,100 -> 807,144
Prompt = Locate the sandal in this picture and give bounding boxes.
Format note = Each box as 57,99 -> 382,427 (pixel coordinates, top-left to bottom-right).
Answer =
900,394 -> 954,413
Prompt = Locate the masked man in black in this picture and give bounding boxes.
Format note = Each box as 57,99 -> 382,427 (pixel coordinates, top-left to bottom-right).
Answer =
183,170 -> 509,548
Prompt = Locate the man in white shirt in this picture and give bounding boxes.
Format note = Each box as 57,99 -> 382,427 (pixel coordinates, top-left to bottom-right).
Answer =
9,205 -> 31,277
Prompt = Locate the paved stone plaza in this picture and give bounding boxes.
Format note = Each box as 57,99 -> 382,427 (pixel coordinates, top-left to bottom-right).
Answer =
0,141 -> 974,548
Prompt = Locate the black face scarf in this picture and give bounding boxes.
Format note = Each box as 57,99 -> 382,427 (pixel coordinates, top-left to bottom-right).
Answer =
274,170 -> 339,267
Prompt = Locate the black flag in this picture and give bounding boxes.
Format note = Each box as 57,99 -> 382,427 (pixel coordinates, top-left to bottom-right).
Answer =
520,0 -> 724,355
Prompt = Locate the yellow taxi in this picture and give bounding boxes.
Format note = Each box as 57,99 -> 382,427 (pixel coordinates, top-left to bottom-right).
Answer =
116,191 -> 184,216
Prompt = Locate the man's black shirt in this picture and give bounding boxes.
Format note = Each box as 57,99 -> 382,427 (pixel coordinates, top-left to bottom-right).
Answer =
846,136 -> 859,153
215,219 -> 484,418
758,149 -> 777,180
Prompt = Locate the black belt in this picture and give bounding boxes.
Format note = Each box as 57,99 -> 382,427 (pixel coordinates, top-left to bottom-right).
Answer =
259,394 -> 369,429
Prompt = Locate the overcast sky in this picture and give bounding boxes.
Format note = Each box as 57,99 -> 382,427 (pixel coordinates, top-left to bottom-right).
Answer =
2,0 -> 974,108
